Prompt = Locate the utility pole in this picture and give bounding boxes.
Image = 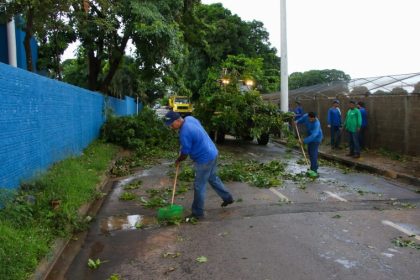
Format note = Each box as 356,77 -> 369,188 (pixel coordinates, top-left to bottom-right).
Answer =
280,0 -> 288,112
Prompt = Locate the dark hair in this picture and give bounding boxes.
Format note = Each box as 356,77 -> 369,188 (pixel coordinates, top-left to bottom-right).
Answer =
349,100 -> 356,104
357,101 -> 365,107
308,112 -> 316,118
295,101 -> 301,105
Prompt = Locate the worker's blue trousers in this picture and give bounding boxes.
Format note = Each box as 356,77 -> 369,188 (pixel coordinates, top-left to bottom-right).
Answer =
192,158 -> 232,217
348,131 -> 360,155
307,142 -> 320,172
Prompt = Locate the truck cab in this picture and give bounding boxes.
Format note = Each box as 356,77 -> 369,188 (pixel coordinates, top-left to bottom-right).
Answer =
168,96 -> 193,116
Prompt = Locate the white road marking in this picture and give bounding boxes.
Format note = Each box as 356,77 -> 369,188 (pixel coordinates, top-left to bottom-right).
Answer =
325,191 -> 348,202
382,220 -> 420,241
334,259 -> 357,269
269,188 -> 290,202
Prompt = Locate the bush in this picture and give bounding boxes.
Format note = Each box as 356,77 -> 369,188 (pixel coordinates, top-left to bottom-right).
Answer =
101,107 -> 177,150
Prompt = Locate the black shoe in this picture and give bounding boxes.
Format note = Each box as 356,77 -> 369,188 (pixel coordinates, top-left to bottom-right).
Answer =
346,153 -> 354,157
353,154 -> 360,158
221,198 -> 234,207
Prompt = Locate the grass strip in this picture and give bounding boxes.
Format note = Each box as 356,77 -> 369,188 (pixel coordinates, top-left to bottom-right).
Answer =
0,140 -> 117,280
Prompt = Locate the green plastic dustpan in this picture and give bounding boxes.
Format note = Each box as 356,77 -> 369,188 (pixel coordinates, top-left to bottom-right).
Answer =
157,204 -> 184,221
306,169 -> 319,178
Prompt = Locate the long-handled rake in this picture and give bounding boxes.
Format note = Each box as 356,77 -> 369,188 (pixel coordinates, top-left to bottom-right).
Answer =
157,163 -> 184,222
294,123 -> 319,179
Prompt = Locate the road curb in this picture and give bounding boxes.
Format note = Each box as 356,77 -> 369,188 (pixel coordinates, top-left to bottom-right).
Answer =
273,139 -> 420,187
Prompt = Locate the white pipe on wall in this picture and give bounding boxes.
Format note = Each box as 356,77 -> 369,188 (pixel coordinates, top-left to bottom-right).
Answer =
6,17 -> 17,67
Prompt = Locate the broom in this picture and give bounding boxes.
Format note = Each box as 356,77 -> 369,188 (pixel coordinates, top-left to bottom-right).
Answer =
157,163 -> 184,221
294,123 -> 319,178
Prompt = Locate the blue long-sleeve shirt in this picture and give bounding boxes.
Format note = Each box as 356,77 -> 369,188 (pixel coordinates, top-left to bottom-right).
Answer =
179,116 -> 218,163
296,114 -> 323,143
359,107 -> 367,128
296,113 -> 310,131
294,106 -> 304,120
327,107 -> 342,127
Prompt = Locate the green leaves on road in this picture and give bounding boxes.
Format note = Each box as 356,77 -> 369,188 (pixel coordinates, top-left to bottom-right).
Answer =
392,237 -> 420,249
88,258 -> 107,269
196,256 -> 208,263
218,159 -> 312,188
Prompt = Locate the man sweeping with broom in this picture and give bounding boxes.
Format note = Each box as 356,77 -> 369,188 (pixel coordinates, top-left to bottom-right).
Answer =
164,111 -> 234,220
295,112 -> 323,177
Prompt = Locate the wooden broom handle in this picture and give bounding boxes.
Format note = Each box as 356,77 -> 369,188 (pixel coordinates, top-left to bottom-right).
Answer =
295,123 -> 310,166
171,163 -> 180,205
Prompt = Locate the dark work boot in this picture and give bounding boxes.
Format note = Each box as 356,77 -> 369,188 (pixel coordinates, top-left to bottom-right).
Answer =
221,198 -> 234,207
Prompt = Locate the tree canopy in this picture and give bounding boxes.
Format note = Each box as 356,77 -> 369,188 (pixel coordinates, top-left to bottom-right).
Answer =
1,1 -> 350,101
289,69 -> 351,90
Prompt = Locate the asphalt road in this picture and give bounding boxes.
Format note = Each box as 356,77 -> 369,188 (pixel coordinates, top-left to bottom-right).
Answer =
48,139 -> 420,280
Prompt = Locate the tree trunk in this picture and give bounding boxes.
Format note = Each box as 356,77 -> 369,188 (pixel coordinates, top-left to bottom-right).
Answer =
88,49 -> 101,91
23,8 -> 34,72
100,35 -> 129,94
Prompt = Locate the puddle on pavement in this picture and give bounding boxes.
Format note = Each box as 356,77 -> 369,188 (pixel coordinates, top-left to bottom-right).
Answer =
101,214 -> 158,233
285,162 -> 307,174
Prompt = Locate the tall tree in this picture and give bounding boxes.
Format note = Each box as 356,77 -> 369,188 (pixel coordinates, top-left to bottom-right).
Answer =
37,11 -> 76,79
69,0 -> 185,95
289,69 -> 351,90
1,0 -> 72,72
178,3 -> 280,98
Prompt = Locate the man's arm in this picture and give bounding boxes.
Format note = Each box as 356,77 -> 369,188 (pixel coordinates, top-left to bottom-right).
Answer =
327,109 -> 331,127
356,109 -> 362,131
295,113 -> 307,125
176,154 -> 188,165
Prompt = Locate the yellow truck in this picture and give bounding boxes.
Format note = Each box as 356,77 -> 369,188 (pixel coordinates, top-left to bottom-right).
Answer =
168,96 -> 193,116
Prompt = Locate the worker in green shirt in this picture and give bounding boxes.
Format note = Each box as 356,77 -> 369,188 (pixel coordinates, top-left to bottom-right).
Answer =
343,100 -> 362,158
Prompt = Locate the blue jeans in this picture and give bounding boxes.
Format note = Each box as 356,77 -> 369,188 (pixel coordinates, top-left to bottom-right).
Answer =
358,126 -> 366,149
192,158 -> 232,217
330,126 -> 341,148
307,142 -> 320,172
348,131 -> 360,155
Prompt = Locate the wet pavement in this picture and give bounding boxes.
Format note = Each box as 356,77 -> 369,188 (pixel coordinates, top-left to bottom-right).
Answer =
47,139 -> 420,280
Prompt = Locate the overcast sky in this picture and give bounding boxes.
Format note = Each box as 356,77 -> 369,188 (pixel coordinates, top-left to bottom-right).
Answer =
202,0 -> 420,79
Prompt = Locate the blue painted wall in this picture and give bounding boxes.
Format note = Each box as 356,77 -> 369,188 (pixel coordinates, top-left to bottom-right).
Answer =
0,62 -> 139,189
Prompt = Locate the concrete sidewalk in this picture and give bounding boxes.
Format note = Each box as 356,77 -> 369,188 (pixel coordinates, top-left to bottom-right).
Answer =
318,145 -> 420,186
274,139 -> 420,187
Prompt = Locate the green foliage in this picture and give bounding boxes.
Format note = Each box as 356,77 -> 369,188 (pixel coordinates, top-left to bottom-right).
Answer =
123,181 -> 142,190
194,55 -> 286,140
289,69 -> 351,90
178,165 -> 195,182
88,258 -> 107,269
218,160 -> 286,188
378,148 -> 404,161
140,188 -> 171,208
101,107 -> 177,150
1,0 -> 73,73
119,192 -> 137,201
218,158 -> 314,188
179,3 -> 280,96
0,141 -> 117,280
392,237 -> 420,249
